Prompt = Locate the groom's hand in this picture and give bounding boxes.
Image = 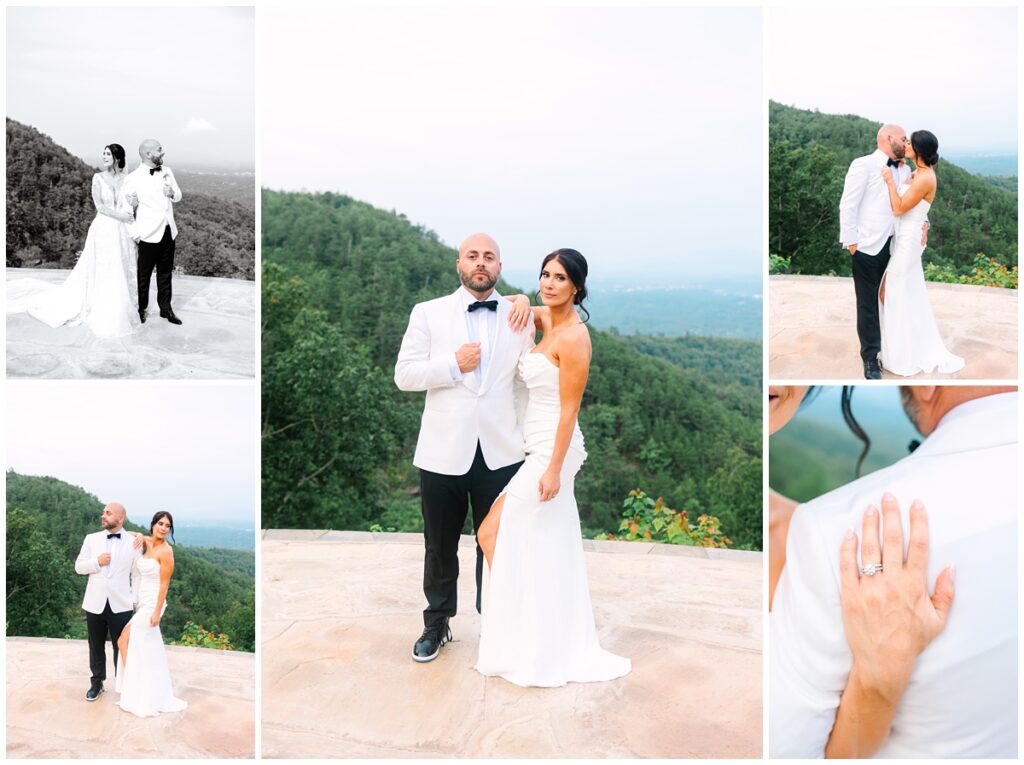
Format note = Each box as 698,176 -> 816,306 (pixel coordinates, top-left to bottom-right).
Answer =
921,222 -> 929,247
97,553 -> 111,566
455,342 -> 481,373
847,244 -> 858,256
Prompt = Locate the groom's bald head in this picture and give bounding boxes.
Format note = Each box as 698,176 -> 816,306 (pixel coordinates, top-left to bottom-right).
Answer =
877,124 -> 907,160
900,386 -> 1017,437
101,502 -> 127,531
138,139 -> 165,167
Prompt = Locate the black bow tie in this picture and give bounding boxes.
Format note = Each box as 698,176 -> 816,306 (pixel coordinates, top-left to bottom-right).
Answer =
467,300 -> 498,313
107,533 -> 121,539
149,167 -> 162,175
886,158 -> 902,168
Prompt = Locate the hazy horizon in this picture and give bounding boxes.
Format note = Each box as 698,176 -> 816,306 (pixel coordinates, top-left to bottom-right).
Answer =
6,6 -> 254,168
768,7 -> 1017,154
262,7 -> 763,282
7,385 -> 256,526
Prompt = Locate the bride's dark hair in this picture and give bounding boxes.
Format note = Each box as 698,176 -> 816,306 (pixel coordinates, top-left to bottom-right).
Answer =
149,510 -> 176,546
105,143 -> 126,170
540,248 -> 590,322
910,130 -> 939,167
841,386 -> 871,478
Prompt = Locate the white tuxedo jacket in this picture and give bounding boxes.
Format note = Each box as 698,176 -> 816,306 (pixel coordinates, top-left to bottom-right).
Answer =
395,288 -> 534,475
838,149 -> 911,256
123,164 -> 182,243
770,392 -> 1018,758
75,529 -> 142,615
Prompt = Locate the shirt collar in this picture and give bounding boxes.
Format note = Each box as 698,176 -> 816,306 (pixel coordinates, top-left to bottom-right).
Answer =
914,391 -> 1018,457
459,285 -> 499,306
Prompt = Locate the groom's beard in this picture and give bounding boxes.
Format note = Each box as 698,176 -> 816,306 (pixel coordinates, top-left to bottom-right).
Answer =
460,271 -> 497,293
899,387 -> 924,435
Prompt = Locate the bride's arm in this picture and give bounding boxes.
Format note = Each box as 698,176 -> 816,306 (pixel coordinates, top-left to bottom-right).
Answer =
824,496 -> 955,758
150,549 -> 176,628
881,167 -> 934,216
91,175 -> 133,223
538,328 -> 590,501
505,294 -> 544,332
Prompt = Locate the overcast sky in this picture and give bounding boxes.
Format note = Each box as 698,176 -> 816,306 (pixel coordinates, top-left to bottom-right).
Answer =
6,384 -> 255,526
767,6 -> 1017,153
262,6 -> 762,283
6,6 -> 254,168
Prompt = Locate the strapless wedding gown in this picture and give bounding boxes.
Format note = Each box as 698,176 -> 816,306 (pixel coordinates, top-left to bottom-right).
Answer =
6,173 -> 140,339
878,184 -> 965,376
116,557 -> 187,717
475,351 -> 631,687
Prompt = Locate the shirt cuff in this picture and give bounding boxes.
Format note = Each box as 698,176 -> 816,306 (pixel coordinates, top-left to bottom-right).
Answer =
448,354 -> 463,383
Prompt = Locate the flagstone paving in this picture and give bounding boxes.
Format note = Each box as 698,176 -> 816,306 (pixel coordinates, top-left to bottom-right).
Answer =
261,531 -> 762,758
769,275 -> 1017,380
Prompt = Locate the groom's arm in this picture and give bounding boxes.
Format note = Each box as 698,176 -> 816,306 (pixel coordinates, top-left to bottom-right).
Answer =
74,538 -> 101,575
839,158 -> 869,251
769,503 -> 852,757
163,168 -> 183,203
394,304 -> 458,391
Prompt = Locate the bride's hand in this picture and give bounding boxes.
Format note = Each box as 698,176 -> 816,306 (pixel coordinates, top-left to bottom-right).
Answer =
150,612 -> 161,628
508,295 -> 532,332
839,494 -> 955,696
131,532 -> 145,550
880,167 -> 894,185
538,468 -> 560,502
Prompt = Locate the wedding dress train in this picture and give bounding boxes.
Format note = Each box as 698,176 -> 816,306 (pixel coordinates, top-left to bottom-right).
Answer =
6,173 -> 140,339
475,351 -> 631,687
116,557 -> 187,717
878,183 -> 965,376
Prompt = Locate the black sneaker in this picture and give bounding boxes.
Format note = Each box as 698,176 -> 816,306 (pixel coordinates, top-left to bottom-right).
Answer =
85,683 -> 104,702
864,358 -> 882,380
412,619 -> 452,663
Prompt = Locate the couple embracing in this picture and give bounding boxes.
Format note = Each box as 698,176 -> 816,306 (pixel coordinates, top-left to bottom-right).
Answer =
395,233 -> 630,687
841,123 -> 964,379
7,139 -> 183,337
74,502 -> 186,717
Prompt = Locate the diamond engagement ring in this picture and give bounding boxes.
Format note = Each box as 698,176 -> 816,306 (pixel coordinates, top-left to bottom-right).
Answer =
860,563 -> 883,576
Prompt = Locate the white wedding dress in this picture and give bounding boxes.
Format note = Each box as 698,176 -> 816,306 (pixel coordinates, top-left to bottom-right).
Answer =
878,183 -> 965,376
6,173 -> 140,339
475,351 -> 631,687
116,557 -> 187,717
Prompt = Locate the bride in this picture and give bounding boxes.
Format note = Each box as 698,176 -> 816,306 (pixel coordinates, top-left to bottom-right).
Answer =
118,511 -> 187,717
474,248 -> 630,687
6,144 -> 141,338
878,130 -> 964,376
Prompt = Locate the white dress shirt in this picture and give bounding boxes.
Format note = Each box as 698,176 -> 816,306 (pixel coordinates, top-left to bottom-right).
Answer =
770,392 -> 1017,758
449,286 -> 499,385
839,149 -> 912,256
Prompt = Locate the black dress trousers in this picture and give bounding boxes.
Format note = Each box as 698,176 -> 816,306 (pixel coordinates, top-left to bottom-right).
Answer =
419,442 -> 523,627
86,599 -> 133,683
137,225 -> 176,313
851,236 -> 892,364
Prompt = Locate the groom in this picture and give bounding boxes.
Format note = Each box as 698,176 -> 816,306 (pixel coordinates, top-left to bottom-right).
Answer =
770,386 -> 1018,757
395,233 -> 534,663
838,123 -> 923,379
74,502 -> 142,701
124,138 -> 183,325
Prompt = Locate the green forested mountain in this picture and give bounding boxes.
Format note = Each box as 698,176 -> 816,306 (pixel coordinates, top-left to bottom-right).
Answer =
262,190 -> 762,549
6,472 -> 254,651
769,102 -> 1018,283
5,118 -> 255,279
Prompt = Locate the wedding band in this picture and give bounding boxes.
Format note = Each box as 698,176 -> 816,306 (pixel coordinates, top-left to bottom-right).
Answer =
860,563 -> 883,576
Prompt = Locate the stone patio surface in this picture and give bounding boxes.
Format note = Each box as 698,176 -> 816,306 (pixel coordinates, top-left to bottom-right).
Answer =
5,637 -> 255,758
262,531 -> 762,759
769,275 -> 1017,380
6,268 -> 255,379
